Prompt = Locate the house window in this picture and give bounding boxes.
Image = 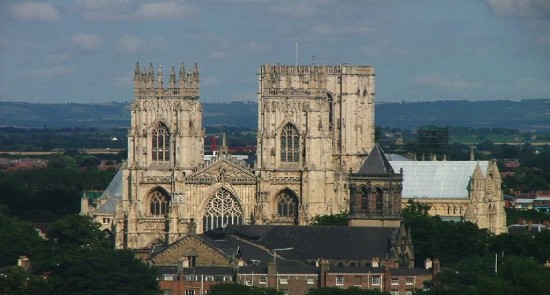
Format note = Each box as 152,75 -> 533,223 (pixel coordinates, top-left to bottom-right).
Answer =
390,291 -> 399,295
406,277 -> 414,285
102,218 -> 110,224
163,290 -> 172,295
204,276 -> 214,282
185,290 -> 195,295
372,276 -> 381,285
259,276 -> 267,284
152,122 -> 170,162
307,277 -> 315,285
163,275 -> 174,281
245,280 -> 252,286
391,278 -> 399,285
203,188 -> 243,231
280,124 -> 299,163
185,276 -> 198,282
405,291 -> 413,295
223,276 -> 232,282
280,278 -> 288,284
336,276 -> 344,286
149,189 -> 170,216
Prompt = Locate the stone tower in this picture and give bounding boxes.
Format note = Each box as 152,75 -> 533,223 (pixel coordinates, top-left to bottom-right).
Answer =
348,145 -> 403,228
255,64 -> 376,224
116,62 -> 205,250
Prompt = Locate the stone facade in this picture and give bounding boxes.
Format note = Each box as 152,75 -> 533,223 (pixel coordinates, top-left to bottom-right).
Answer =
81,62 -> 506,251
255,65 -> 376,224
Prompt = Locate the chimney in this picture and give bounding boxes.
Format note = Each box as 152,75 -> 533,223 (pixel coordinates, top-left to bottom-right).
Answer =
425,258 -> 432,270
432,259 -> 440,275
318,259 -> 329,288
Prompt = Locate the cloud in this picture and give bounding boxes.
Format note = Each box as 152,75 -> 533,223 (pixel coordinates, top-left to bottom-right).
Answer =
8,2 -> 60,22
72,33 -> 103,51
410,73 -> 478,91
76,0 -> 197,21
485,0 -> 550,19
269,2 -> 320,18
136,2 -> 198,20
23,66 -> 73,78
117,34 -> 168,54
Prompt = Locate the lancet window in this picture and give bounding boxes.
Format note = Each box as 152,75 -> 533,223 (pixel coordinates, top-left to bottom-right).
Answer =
375,188 -> 383,214
361,187 -> 369,212
152,122 -> 170,161
203,189 -> 243,231
280,124 -> 299,163
149,189 -> 171,216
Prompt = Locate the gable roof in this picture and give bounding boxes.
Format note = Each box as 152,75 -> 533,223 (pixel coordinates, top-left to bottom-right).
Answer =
222,225 -> 399,261
389,161 -> 489,199
186,156 -> 256,184
357,144 -> 395,175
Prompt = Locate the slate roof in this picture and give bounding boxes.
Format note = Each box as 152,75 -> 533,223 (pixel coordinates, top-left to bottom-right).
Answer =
222,225 -> 398,261
95,169 -> 123,213
507,224 -> 549,235
389,161 -> 489,199
357,144 -> 395,175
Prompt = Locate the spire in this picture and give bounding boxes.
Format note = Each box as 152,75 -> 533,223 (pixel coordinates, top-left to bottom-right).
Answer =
133,62 -> 141,81
157,64 -> 164,95
357,144 -> 394,175
169,66 -> 176,87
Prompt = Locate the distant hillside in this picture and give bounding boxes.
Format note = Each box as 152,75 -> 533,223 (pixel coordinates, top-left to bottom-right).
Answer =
0,99 -> 548,130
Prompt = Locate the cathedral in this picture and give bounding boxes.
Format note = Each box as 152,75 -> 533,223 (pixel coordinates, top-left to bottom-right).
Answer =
81,62 -> 505,251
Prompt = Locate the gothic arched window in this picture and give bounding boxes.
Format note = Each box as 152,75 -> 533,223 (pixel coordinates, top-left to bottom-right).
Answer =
152,122 -> 170,162
203,189 -> 243,231
277,191 -> 299,221
280,124 -> 299,163
149,189 -> 171,216
375,188 -> 383,214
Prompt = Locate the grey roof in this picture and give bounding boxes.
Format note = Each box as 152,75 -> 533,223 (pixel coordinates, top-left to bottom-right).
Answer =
389,161 -> 489,199
223,225 -> 399,261
357,145 -> 395,175
95,169 -> 123,213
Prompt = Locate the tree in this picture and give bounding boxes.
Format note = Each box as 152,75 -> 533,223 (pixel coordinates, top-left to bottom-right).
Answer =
208,283 -> 282,295
46,214 -> 111,249
0,211 -> 44,268
312,212 -> 349,226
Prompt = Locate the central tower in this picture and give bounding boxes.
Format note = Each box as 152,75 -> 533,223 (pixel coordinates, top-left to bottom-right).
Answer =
255,64 -> 376,224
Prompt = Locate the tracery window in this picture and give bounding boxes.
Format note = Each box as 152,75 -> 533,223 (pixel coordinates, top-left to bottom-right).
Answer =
277,191 -> 298,220
375,188 -> 383,214
152,122 -> 170,161
203,188 -> 243,231
280,124 -> 299,163
150,189 -> 170,216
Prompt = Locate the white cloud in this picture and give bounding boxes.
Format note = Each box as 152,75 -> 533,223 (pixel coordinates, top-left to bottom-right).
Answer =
410,73 -> 478,91
23,66 -> 73,78
72,33 -> 103,51
8,2 -> 60,22
136,2 -> 197,20
485,0 -> 550,19
117,34 -> 168,54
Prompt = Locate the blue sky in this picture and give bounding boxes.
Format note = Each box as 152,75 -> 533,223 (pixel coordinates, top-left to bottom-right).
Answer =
1,0 -> 549,103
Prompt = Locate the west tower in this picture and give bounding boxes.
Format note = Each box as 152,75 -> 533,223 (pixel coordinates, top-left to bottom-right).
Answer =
117,62 -> 205,250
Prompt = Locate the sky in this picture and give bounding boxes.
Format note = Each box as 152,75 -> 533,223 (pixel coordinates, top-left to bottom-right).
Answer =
0,0 -> 549,104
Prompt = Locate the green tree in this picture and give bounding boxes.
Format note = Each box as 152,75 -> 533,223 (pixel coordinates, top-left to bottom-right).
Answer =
0,266 -> 49,295
0,211 -> 44,268
312,212 -> 349,226
46,214 -> 111,249
208,283 -> 282,295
